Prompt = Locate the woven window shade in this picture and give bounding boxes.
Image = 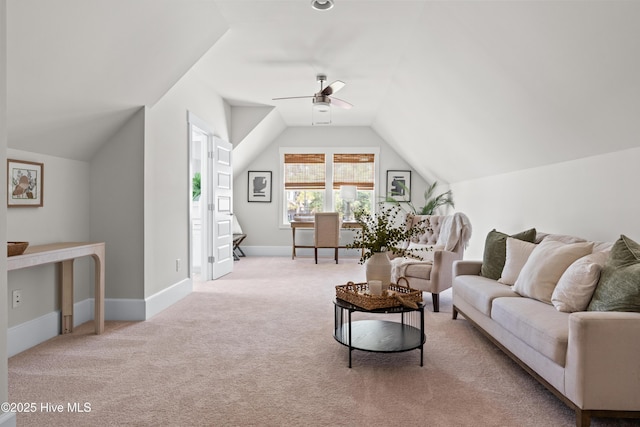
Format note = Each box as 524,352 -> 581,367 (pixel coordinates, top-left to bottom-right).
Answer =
333,153 -> 375,190
284,153 -> 326,190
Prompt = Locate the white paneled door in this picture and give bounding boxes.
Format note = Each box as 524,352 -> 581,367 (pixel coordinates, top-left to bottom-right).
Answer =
189,112 -> 233,281
209,137 -> 233,279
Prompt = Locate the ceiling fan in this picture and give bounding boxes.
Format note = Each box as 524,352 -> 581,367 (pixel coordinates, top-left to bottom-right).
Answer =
272,74 -> 353,110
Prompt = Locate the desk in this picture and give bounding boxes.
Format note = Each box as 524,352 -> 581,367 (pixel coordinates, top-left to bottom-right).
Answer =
7,242 -> 105,335
290,220 -> 363,259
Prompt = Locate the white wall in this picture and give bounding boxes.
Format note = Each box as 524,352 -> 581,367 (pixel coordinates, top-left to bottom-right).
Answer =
7,149 -> 91,326
0,0 -> 10,421
144,66 -> 230,297
451,146 -> 640,260
90,108 -> 145,299
232,126 -> 429,252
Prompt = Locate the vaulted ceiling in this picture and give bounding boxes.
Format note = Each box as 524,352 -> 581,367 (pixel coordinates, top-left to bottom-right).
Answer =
7,1 -> 640,184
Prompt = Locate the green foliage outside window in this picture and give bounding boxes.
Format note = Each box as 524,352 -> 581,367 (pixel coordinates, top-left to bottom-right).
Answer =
192,172 -> 201,201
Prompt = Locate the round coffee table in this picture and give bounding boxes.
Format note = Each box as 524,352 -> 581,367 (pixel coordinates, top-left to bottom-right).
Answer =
333,298 -> 425,368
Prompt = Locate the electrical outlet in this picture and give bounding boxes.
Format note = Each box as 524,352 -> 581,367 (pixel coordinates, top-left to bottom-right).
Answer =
176,259 -> 181,272
12,290 -> 22,308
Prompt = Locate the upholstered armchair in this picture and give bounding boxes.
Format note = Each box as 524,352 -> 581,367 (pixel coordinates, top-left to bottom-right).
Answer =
391,212 -> 472,312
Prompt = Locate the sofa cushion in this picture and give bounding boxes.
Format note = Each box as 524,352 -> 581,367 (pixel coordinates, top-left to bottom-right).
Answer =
513,240 -> 594,304
551,251 -> 608,312
588,235 -> 640,312
480,228 -> 537,280
491,297 -> 570,366
498,237 -> 537,285
453,275 -> 520,316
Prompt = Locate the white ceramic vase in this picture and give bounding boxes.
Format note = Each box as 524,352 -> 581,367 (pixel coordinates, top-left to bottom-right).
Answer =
365,251 -> 392,288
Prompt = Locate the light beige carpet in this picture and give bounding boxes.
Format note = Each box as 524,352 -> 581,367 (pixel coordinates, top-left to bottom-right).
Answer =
8,257 -> 639,426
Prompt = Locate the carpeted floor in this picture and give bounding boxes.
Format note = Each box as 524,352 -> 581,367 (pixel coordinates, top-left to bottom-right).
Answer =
8,257 -> 640,426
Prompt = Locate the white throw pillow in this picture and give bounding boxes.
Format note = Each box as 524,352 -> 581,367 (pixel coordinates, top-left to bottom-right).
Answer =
406,242 -> 443,262
551,251 -> 609,312
512,240 -> 594,304
498,238 -> 537,285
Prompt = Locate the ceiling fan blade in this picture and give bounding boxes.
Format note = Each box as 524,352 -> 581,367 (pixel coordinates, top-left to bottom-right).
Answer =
322,80 -> 345,96
329,96 -> 353,109
272,95 -> 314,100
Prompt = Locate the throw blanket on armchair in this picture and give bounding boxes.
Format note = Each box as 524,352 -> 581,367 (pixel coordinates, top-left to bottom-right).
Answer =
391,212 -> 472,282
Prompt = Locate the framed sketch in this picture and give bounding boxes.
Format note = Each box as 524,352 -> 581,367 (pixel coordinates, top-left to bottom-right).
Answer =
386,170 -> 411,202
248,171 -> 272,202
7,159 -> 44,207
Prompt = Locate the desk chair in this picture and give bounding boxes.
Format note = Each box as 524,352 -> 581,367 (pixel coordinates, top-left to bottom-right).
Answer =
314,212 -> 340,264
232,217 -> 247,261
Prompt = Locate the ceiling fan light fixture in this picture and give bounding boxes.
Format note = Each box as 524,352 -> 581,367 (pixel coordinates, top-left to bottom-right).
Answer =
311,0 -> 334,11
312,101 -> 331,125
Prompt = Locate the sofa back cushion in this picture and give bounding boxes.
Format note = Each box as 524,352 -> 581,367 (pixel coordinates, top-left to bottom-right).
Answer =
513,240 -> 594,304
498,237 -> 537,285
551,251 -> 609,312
588,235 -> 640,312
480,228 -> 537,280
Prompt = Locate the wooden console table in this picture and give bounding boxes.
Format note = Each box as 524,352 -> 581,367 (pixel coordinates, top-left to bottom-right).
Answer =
7,242 -> 105,335
290,220 -> 363,259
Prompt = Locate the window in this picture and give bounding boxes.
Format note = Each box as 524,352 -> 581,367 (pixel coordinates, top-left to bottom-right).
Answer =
332,153 -> 374,219
284,153 -> 326,221
281,148 -> 378,224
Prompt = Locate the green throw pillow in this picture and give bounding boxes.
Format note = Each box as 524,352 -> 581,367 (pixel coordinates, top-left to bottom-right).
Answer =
587,235 -> 640,312
480,228 -> 537,280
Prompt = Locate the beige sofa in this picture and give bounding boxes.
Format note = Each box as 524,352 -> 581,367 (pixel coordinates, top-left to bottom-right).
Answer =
452,232 -> 640,426
391,212 -> 471,312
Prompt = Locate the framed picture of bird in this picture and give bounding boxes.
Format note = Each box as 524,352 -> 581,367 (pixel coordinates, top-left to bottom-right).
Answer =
7,159 -> 44,207
248,171 -> 271,203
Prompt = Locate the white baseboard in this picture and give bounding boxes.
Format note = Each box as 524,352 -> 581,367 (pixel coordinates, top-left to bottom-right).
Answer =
7,311 -> 60,358
8,299 -> 93,357
0,412 -> 16,427
242,246 -> 362,258
104,278 -> 192,321
8,279 -> 193,356
145,278 -> 192,320
104,298 -> 146,321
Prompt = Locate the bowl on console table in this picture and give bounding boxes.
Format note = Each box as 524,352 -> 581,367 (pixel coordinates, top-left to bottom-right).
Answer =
8,242 -> 29,257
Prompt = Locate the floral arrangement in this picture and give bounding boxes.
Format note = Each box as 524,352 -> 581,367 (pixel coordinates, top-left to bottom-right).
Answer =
347,203 -> 432,264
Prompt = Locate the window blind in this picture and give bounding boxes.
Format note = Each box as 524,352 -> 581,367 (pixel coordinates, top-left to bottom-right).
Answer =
284,153 -> 326,190
333,153 -> 375,190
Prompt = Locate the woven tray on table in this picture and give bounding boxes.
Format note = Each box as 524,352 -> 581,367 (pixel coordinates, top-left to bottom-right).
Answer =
335,277 -> 422,310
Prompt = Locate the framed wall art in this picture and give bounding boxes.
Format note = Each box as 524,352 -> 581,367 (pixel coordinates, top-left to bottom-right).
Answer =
248,171 -> 272,202
386,170 -> 411,202
7,159 -> 44,207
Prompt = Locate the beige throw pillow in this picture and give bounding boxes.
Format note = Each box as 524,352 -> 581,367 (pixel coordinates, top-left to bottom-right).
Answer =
498,238 -> 537,285
513,240 -> 594,304
551,251 -> 609,312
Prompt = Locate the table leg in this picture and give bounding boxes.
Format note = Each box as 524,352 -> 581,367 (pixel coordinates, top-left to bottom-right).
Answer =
291,227 -> 296,259
420,307 -> 425,367
348,309 -> 353,368
92,250 -> 105,335
60,260 -> 74,334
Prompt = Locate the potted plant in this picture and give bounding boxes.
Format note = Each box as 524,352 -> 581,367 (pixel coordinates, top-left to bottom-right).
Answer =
347,203 -> 431,286
386,181 -> 454,215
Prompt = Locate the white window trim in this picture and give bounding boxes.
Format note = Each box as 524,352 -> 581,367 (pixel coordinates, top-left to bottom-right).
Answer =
278,146 -> 380,228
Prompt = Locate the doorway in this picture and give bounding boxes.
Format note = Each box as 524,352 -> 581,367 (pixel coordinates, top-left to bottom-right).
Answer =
188,113 -> 233,281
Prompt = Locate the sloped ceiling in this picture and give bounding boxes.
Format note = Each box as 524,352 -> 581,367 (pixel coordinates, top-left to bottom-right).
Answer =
6,1 -> 640,184
6,0 -> 229,160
